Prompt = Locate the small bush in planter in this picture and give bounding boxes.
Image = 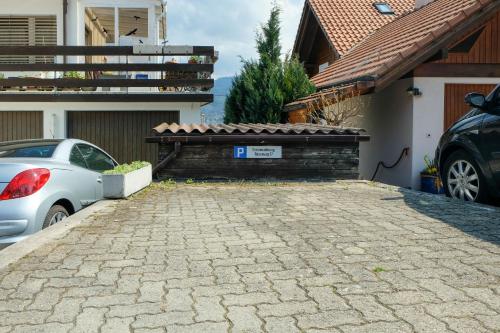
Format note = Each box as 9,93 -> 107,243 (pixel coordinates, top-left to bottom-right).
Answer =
103,161 -> 152,199
421,155 -> 444,194
103,161 -> 151,175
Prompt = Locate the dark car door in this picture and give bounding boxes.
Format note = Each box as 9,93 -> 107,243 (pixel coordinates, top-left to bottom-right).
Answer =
480,87 -> 500,189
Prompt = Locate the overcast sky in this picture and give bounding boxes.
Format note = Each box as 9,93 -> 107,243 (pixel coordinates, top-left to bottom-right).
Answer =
167,0 -> 304,78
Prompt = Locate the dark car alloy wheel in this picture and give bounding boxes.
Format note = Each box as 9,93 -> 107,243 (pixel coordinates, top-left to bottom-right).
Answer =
447,159 -> 480,202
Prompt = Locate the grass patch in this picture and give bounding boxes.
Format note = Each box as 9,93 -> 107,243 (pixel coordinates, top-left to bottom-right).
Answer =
373,267 -> 386,273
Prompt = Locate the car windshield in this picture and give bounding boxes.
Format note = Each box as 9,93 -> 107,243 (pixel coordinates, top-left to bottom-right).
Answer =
0,143 -> 58,158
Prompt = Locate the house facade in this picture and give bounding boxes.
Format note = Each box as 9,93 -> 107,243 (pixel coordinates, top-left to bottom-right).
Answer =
287,0 -> 500,190
0,0 -> 216,164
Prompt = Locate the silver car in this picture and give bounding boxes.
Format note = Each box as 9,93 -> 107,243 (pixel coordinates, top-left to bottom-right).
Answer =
0,139 -> 118,245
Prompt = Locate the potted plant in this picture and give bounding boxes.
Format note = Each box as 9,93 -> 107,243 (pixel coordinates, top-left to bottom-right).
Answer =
421,155 -> 444,194
188,55 -> 202,64
0,73 -> 5,91
62,71 -> 85,91
102,161 -> 152,199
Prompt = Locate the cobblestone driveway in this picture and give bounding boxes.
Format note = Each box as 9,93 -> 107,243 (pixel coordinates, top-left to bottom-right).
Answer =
1,182 -> 500,333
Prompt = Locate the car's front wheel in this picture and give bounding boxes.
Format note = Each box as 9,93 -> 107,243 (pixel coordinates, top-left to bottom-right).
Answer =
43,205 -> 69,229
443,150 -> 489,203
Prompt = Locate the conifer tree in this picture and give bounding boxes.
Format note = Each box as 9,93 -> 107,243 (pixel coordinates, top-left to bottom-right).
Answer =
224,5 -> 315,124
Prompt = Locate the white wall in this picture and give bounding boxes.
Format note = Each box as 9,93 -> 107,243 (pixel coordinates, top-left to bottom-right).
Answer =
411,77 -> 500,189
358,78 -> 414,188
0,102 -> 202,139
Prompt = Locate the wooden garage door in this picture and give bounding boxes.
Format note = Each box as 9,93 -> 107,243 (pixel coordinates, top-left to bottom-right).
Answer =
0,111 -> 43,142
67,111 -> 179,164
444,83 -> 497,130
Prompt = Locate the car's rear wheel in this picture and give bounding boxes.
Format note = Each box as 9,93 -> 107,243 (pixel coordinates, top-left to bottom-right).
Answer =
43,205 -> 69,229
443,150 -> 489,203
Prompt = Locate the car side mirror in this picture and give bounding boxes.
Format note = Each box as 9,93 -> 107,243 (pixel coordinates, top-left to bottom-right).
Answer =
465,93 -> 486,109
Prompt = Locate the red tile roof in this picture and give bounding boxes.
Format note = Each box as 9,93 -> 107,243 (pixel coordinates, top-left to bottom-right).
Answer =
306,0 -> 415,56
312,0 -> 498,89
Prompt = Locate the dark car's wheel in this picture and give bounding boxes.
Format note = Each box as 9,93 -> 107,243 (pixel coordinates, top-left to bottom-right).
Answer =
443,150 -> 489,203
43,205 -> 69,229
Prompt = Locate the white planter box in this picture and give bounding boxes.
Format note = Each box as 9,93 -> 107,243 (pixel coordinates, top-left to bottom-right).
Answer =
103,165 -> 152,199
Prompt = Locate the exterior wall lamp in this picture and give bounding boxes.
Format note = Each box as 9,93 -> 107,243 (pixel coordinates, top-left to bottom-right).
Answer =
407,87 -> 422,96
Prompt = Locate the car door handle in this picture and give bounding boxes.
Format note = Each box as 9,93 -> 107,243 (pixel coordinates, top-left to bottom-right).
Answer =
97,178 -> 103,183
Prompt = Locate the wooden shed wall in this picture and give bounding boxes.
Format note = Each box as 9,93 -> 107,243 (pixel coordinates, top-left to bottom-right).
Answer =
158,143 -> 360,180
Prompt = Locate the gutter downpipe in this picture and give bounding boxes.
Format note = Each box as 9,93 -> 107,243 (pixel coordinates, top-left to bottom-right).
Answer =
63,0 -> 68,64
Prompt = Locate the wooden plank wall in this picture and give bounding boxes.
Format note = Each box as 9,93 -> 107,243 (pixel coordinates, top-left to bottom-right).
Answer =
439,11 -> 500,64
0,111 -> 43,142
444,83 -> 496,130
157,143 -> 360,180
67,111 -> 179,164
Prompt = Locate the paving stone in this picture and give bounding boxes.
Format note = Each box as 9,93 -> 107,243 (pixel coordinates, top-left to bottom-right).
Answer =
273,279 -> 308,301
340,321 -> 413,333
345,295 -> 396,321
100,317 -> 134,333
392,304 -> 450,333
139,281 -> 166,303
441,317 -> 490,333
307,286 -> 350,311
47,298 -> 85,323
11,323 -> 73,333
164,289 -> 193,312
132,312 -> 193,329
194,296 -> 225,322
297,310 -> 364,329
167,322 -> 228,333
223,292 -> 279,306
70,307 -> 107,333
264,316 -> 300,333
258,301 -> 317,317
227,306 -> 262,333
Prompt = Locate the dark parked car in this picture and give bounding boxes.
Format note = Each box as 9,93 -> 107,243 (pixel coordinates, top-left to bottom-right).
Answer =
436,84 -> 500,203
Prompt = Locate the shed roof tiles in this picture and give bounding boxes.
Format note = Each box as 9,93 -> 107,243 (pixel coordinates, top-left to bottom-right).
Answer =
152,123 -> 365,136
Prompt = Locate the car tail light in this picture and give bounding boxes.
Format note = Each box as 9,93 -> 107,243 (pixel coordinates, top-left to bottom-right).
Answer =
0,168 -> 51,201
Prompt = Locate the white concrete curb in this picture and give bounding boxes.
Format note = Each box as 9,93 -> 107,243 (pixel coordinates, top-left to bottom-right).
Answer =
0,200 -> 116,271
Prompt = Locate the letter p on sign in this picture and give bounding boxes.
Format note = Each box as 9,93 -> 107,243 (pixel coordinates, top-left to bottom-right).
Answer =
234,146 -> 247,159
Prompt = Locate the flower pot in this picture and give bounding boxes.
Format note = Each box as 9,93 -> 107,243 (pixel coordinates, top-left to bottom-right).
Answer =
102,165 -> 152,199
421,174 -> 445,195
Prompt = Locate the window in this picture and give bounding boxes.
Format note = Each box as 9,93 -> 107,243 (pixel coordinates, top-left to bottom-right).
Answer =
69,146 -> 88,169
373,3 -> 395,14
0,16 -> 57,63
0,144 -> 57,158
77,144 -> 116,173
318,62 -> 329,73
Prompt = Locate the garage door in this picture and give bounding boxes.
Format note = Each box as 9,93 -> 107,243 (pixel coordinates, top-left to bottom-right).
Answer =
444,84 -> 497,130
0,111 -> 43,142
67,111 -> 180,164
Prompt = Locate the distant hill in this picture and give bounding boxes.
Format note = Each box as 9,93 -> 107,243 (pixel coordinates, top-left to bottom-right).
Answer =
202,77 -> 234,124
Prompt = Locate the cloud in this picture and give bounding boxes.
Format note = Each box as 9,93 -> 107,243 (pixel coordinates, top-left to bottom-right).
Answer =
166,0 -> 304,78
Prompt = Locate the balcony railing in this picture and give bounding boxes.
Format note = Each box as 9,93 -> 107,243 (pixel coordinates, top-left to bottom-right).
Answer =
0,46 -> 216,103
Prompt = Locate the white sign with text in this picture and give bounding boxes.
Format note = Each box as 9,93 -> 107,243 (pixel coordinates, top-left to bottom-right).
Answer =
234,146 -> 283,159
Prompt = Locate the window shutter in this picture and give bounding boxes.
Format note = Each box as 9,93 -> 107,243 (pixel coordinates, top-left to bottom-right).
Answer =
0,16 -> 57,64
